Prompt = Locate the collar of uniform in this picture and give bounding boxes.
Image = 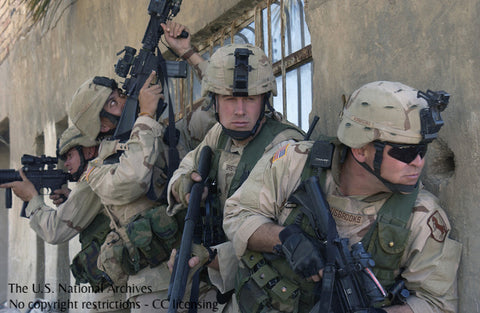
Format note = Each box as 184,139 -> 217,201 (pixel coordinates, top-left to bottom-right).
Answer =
330,145 -> 391,203
227,137 -> 246,155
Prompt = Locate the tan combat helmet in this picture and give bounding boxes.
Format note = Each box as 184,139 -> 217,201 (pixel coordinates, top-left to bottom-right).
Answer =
201,43 -> 277,97
337,81 -> 430,148
57,125 -> 98,159
337,81 -> 450,193
68,76 -> 118,140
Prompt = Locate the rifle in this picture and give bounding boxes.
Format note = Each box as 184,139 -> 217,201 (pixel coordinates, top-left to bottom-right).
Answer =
0,154 -> 71,218
168,146 -> 212,313
114,0 -> 188,200
289,176 -> 387,313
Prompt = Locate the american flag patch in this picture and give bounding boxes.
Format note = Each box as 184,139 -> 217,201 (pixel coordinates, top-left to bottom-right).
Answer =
272,144 -> 289,163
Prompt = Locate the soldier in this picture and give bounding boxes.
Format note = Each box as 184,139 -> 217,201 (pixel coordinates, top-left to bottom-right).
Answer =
68,66 -> 215,312
165,43 -> 305,311
0,126 -> 129,313
223,81 -> 462,313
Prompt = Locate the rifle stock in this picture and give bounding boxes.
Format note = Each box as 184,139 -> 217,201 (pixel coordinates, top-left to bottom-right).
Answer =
168,146 -> 212,312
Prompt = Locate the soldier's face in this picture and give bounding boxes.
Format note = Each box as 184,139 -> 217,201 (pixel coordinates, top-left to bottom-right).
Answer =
64,148 -> 82,175
100,89 -> 127,133
216,94 -> 263,132
365,143 -> 425,186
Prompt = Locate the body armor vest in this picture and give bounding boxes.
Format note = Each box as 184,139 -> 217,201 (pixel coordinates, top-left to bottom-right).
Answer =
235,140 -> 418,312
204,117 -> 302,246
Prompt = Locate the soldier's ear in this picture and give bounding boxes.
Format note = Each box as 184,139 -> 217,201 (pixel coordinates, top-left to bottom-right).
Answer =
351,145 -> 369,163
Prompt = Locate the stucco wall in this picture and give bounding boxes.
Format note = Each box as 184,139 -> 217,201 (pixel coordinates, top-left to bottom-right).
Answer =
0,0 -> 478,312
304,1 -> 479,312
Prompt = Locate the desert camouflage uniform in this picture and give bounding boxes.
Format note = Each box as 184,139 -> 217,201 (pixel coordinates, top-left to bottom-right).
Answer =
166,116 -> 304,306
27,179 -> 101,244
85,115 -> 180,310
224,140 -> 462,313
86,105 -> 215,313
27,172 -> 128,313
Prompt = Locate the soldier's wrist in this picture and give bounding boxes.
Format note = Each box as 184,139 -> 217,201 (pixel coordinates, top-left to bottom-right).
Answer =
180,46 -> 197,60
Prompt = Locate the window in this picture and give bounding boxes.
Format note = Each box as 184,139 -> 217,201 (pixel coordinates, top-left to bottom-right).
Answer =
172,0 -> 312,132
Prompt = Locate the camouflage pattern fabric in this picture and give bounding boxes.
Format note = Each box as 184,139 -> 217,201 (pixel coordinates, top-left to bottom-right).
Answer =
223,140 -> 462,313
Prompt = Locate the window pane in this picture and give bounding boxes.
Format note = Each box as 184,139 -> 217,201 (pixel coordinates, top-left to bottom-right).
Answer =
263,3 -> 282,62
234,22 -> 255,44
273,75 -> 283,115
286,69 -> 298,125
300,62 -> 312,131
263,0 -> 311,60
286,0 -> 311,54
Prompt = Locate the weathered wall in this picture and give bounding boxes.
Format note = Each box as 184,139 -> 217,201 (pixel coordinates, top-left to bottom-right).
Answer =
0,0 -> 478,312
304,1 -> 479,312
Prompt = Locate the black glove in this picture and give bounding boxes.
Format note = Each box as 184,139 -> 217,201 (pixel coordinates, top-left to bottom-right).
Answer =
278,224 -> 324,278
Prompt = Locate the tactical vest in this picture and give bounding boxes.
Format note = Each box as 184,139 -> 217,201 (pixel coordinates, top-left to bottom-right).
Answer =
235,140 -> 417,313
204,117 -> 303,246
92,141 -> 182,285
70,212 -> 112,290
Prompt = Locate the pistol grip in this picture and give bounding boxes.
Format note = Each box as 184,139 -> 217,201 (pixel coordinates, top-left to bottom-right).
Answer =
6,188 -> 12,208
20,201 -> 28,218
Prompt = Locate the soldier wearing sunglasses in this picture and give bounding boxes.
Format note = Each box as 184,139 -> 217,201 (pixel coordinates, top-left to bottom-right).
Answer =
223,81 -> 462,313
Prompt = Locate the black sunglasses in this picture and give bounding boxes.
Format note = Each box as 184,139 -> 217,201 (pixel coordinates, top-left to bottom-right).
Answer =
385,142 -> 428,164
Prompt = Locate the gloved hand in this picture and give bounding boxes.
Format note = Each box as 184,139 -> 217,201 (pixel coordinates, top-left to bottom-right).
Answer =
279,224 -> 325,278
171,170 -> 195,207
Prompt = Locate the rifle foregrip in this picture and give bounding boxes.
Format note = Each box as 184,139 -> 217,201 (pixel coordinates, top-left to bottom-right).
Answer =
196,146 -> 213,179
168,146 -> 213,313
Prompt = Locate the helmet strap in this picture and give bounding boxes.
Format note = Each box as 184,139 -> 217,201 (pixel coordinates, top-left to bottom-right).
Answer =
351,144 -> 418,194
100,109 -> 120,127
70,146 -> 96,182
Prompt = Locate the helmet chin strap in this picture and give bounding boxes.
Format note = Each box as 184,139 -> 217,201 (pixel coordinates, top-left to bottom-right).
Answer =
70,146 -> 96,182
212,93 -> 271,141
351,144 -> 418,194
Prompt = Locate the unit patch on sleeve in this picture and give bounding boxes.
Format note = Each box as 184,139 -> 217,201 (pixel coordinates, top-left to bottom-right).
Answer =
271,144 -> 289,164
427,210 -> 449,242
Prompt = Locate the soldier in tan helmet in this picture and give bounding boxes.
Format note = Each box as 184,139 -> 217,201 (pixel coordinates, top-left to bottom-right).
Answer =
224,81 -> 462,313
0,126 -> 130,313
165,42 -> 304,311
66,24 -> 216,310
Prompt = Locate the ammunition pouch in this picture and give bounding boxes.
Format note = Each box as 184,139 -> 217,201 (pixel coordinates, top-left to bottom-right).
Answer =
70,213 -> 112,290
365,219 -> 410,288
236,250 -> 302,313
97,205 -> 180,285
71,240 -> 112,290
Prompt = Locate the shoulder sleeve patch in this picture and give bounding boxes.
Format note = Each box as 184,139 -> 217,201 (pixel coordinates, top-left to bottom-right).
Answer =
271,144 -> 289,164
427,210 -> 449,242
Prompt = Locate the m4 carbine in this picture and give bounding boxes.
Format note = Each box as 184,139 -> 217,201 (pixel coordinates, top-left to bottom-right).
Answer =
289,176 -> 387,313
114,0 -> 188,201
0,154 -> 71,218
168,146 -> 212,313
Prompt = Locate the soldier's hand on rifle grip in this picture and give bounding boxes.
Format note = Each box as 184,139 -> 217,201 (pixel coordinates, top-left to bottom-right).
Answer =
138,71 -> 164,118
50,186 -> 71,206
0,169 -> 38,202
172,171 -> 208,206
278,224 -> 325,281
